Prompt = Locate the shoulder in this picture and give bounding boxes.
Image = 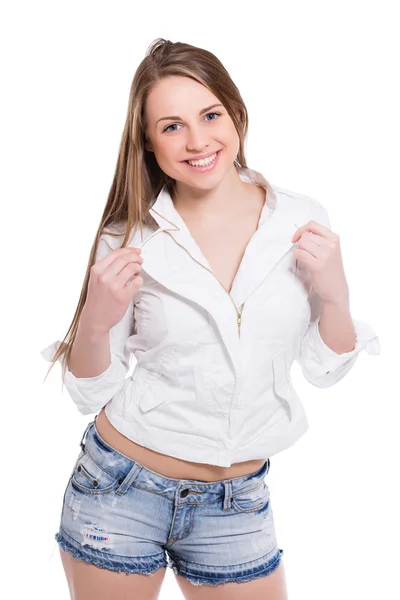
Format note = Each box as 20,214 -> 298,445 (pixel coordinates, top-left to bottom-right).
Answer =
271,184 -> 330,227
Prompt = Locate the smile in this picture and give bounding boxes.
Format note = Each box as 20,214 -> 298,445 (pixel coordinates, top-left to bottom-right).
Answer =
184,150 -> 221,172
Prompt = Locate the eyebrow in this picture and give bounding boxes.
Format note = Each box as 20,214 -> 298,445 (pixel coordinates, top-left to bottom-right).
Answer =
156,103 -> 224,125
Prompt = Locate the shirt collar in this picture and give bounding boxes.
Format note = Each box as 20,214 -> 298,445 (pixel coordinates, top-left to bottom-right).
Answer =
148,166 -> 277,233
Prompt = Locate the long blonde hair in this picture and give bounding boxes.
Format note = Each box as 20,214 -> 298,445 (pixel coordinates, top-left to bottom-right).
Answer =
44,37 -> 250,383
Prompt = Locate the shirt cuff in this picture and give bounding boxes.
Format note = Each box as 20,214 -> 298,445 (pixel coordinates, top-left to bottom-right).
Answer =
40,340 -> 126,414
40,339 -> 114,381
309,316 -> 381,374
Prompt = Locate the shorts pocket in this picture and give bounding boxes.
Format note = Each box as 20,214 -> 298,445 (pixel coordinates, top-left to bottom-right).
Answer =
69,448 -> 85,479
231,480 -> 270,513
71,450 -> 120,495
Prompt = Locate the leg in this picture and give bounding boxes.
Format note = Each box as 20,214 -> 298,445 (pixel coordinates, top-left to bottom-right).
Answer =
174,559 -> 288,600
59,547 -> 167,600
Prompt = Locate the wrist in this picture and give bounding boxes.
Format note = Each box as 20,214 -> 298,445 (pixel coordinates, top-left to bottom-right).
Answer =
79,310 -> 110,339
322,297 -> 351,313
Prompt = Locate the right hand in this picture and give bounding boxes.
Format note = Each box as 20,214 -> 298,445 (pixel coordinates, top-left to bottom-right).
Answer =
82,247 -> 144,333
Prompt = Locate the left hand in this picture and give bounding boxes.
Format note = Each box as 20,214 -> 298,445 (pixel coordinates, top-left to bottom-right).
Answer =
291,220 -> 350,307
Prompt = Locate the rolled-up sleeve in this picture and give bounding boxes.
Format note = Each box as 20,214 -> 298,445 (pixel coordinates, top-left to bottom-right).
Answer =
295,199 -> 381,388
40,233 -> 135,415
296,290 -> 381,388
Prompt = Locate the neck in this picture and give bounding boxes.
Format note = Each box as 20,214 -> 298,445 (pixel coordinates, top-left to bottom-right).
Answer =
172,165 -> 248,219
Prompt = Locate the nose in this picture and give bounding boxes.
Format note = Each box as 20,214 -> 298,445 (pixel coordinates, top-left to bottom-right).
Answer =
185,123 -> 209,153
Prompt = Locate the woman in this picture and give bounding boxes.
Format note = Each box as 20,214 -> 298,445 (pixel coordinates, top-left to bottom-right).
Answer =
41,38 -> 380,599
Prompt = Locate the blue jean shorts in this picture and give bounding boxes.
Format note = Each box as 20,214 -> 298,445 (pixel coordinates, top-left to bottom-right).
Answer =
55,419 -> 284,587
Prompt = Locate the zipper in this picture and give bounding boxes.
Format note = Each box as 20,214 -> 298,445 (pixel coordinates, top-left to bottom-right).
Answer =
237,308 -> 243,336
138,215 -> 296,337
163,230 -> 245,337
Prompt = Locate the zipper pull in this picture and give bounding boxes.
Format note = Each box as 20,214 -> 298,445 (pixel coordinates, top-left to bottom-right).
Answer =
237,304 -> 244,336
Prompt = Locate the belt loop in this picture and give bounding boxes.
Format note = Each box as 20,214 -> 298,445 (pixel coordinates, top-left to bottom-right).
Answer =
115,463 -> 142,496
223,480 -> 232,511
79,420 -> 94,451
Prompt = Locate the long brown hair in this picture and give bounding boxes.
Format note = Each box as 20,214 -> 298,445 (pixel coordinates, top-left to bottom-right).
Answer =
43,37 -> 250,383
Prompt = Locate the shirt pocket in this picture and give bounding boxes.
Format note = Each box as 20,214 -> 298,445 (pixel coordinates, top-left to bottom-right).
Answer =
132,347 -> 177,413
272,347 -> 304,425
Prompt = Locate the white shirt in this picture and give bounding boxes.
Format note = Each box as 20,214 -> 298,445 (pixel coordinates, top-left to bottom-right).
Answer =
41,166 -> 381,467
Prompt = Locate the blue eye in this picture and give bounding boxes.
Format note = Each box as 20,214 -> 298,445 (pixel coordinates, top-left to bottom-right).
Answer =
163,123 -> 178,133
163,111 -> 221,133
205,111 -> 220,121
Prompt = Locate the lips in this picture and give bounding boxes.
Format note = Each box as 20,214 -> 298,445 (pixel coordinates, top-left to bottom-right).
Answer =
183,150 -> 221,164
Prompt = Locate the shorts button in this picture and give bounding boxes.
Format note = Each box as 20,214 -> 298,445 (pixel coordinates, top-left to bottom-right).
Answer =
180,489 -> 189,498
77,465 -> 81,472
118,478 -> 123,485
93,480 -> 99,488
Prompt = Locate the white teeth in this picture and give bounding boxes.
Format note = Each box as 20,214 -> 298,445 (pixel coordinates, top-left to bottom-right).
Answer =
187,152 -> 217,167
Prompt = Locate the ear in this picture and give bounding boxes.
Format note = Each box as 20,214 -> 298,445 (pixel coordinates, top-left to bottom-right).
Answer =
144,137 -> 153,152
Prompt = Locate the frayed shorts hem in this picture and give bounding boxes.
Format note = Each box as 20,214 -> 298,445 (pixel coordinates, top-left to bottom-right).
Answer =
55,528 -> 167,576
166,547 -> 284,587
55,526 -> 284,586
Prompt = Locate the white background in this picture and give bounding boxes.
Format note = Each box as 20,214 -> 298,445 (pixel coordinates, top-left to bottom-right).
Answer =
2,1 -> 398,598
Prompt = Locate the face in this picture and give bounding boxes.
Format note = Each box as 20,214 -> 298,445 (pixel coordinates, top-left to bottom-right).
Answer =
144,76 -> 240,190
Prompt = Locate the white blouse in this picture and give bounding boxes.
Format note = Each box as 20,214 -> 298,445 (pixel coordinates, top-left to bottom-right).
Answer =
41,166 -> 380,467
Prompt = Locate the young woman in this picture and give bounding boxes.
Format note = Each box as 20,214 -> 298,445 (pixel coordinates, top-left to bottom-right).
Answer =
41,38 -> 380,600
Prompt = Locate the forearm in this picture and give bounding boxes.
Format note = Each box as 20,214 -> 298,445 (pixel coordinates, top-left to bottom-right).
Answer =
318,299 -> 356,354
67,312 -> 111,378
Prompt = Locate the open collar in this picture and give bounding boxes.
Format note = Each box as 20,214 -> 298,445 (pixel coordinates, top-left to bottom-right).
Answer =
128,167 -> 301,371
148,166 -> 278,235
141,166 -> 299,308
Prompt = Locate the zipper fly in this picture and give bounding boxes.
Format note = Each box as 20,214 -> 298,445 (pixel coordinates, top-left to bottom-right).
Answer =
163,231 -> 245,337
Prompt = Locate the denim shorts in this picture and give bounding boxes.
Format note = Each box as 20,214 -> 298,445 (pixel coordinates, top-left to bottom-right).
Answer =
54,419 -> 284,587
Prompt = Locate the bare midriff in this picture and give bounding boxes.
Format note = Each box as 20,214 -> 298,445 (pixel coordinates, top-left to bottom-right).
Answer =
95,408 -> 266,482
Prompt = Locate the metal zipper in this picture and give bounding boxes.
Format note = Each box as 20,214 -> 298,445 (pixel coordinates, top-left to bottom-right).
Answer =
136,212 -> 297,337
163,230 -> 245,337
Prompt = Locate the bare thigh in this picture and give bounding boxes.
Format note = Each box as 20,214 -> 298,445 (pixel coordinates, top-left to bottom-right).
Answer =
174,559 -> 288,600
59,547 -> 167,600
